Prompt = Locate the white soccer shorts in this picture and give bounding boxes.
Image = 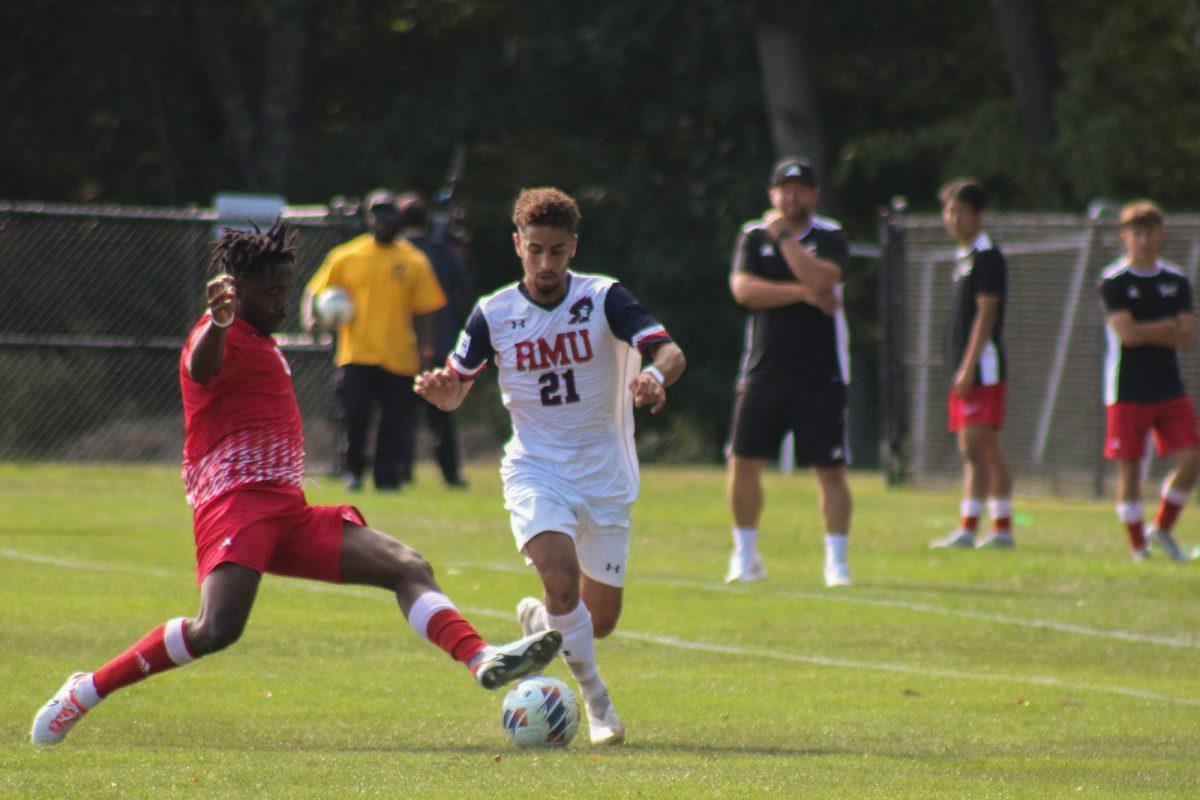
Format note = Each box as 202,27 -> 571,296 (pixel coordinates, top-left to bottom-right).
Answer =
504,476 -> 631,587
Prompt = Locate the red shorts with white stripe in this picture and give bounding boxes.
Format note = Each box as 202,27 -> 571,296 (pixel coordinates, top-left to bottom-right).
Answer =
1105,396 -> 1200,460
192,483 -> 365,586
947,382 -> 1006,433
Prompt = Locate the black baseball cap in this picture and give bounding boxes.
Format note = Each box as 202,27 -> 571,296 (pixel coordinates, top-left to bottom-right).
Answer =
769,157 -> 818,188
364,188 -> 398,211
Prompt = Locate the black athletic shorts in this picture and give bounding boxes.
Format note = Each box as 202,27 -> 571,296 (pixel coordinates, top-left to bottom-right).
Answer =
728,381 -> 848,466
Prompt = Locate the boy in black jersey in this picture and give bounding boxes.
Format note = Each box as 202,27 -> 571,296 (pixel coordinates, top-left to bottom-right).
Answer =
725,157 -> 853,587
1099,200 -> 1200,561
930,180 -> 1016,550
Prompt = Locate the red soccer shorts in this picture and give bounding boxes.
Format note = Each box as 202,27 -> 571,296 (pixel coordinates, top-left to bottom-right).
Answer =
947,382 -> 1006,433
1105,395 -> 1200,460
192,483 -> 365,586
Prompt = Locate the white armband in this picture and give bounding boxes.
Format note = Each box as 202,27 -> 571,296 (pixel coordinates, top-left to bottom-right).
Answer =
642,365 -> 665,385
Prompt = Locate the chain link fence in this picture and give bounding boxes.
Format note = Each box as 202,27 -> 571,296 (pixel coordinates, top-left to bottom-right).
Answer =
0,201 -> 509,470
880,208 -> 1200,496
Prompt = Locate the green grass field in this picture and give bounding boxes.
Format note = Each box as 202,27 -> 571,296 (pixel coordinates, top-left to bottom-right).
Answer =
3,462 -> 1200,798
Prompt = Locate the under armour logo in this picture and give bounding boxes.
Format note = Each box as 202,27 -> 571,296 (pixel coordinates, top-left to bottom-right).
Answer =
1160,283 -> 1179,297
605,562 -> 621,574
509,318 -> 527,329
221,537 -> 232,548
1128,285 -> 1140,299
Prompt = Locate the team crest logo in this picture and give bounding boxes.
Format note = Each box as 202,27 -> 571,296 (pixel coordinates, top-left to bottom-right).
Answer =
568,296 -> 593,325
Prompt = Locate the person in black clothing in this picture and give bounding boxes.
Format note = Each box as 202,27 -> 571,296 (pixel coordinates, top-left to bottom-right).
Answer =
398,192 -> 473,487
930,179 -> 1016,550
1099,200 -> 1200,561
724,157 -> 853,588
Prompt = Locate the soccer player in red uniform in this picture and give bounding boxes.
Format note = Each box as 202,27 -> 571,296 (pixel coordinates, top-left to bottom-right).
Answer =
31,219 -> 560,745
930,179 -> 1016,549
1099,201 -> 1200,561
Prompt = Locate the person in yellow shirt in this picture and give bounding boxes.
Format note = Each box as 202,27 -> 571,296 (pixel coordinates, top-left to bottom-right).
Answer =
303,189 -> 447,491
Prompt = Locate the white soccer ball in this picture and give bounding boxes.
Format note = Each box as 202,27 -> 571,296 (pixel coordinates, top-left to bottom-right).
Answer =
314,287 -> 354,329
501,676 -> 580,748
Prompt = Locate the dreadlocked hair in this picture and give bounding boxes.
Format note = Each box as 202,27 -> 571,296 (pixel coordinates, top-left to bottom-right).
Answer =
211,217 -> 297,279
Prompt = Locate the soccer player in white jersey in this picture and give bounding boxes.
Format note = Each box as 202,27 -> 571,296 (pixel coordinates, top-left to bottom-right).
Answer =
1099,200 -> 1200,560
414,187 -> 686,744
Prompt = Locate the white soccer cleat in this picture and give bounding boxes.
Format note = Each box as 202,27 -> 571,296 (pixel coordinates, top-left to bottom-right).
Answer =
586,693 -> 626,745
1146,527 -> 1190,562
824,558 -> 852,587
1130,547 -> 1150,562
930,529 -> 975,549
30,672 -> 92,745
724,551 -> 767,583
975,530 -> 1015,549
516,596 -> 547,637
472,629 -> 562,690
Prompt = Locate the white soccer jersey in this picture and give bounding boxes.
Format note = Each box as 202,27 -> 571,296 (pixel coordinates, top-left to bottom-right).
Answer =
448,272 -> 671,505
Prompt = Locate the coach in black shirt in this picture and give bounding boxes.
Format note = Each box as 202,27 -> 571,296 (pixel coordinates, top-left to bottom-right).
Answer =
1099,200 -> 1200,561
724,157 -> 853,588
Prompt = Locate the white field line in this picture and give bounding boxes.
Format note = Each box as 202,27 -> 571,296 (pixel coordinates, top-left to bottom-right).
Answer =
454,560 -> 1200,652
5,547 -> 1200,708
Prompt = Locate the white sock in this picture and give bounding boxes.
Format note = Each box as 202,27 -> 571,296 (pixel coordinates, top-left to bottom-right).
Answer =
824,533 -> 848,563
961,497 -> 985,520
74,673 -> 102,710
1116,501 -> 1143,524
547,602 -> 606,702
405,591 -> 457,642
987,497 -> 1013,520
732,527 -> 758,556
1163,484 -> 1190,506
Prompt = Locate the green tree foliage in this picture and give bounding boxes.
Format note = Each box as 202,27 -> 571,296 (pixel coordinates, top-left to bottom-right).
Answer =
3,0 -> 1200,457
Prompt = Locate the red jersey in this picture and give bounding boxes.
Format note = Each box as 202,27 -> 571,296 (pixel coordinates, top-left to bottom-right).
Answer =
180,314 -> 305,509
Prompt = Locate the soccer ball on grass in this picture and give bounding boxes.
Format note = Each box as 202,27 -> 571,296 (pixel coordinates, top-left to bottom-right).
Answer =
501,676 -> 580,748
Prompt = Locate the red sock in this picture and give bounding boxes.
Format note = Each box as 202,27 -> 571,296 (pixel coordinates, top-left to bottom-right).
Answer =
960,515 -> 979,533
425,608 -> 487,666
1125,521 -> 1146,551
992,516 -> 1012,533
92,618 -> 195,697
1155,500 -> 1183,533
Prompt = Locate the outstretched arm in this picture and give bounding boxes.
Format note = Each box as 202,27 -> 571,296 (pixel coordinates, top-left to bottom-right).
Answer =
629,341 -> 686,414
414,367 -> 475,412
187,275 -> 236,384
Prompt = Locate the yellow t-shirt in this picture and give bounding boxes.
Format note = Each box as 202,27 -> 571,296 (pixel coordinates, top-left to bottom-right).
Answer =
305,234 -> 447,375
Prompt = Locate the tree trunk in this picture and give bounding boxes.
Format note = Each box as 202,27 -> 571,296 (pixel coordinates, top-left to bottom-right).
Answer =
753,3 -> 828,190
258,0 -> 310,192
989,0 -> 1059,149
189,0 -> 263,189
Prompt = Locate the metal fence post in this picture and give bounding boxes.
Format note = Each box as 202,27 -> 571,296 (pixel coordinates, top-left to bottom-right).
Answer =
878,201 -> 909,486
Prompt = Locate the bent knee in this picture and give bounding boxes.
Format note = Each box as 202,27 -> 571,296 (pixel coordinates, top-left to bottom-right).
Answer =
591,612 -> 620,639
190,614 -> 246,655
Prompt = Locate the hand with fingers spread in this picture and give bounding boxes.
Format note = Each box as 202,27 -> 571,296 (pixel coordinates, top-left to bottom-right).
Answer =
628,370 -> 667,414
413,367 -> 465,412
206,275 -> 236,328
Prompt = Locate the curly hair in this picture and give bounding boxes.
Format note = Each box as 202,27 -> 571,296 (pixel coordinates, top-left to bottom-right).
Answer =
512,187 -> 581,233
211,217 -> 297,279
